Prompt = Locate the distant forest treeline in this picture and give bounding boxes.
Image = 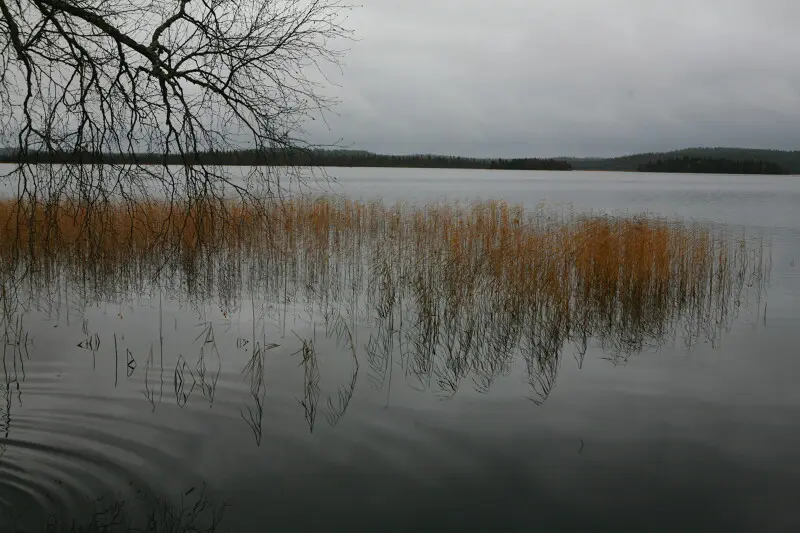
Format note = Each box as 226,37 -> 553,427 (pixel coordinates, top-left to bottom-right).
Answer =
558,147 -> 800,174
637,156 -> 788,175
0,148 -> 573,171
1,146 -> 798,174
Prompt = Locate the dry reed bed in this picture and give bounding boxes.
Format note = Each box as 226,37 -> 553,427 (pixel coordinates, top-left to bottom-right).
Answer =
0,196 -> 768,395
0,196 -> 764,309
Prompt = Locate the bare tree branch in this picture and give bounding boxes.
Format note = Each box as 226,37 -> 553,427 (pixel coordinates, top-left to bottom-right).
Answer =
0,0 -> 352,203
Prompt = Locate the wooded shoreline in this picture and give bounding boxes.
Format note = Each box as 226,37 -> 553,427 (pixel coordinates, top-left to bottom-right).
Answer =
0,147 -> 796,174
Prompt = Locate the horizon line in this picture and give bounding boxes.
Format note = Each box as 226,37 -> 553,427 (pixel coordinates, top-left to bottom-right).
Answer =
1,145 -> 798,161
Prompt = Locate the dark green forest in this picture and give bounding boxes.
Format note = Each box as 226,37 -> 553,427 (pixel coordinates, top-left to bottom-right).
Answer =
558,147 -> 800,173
637,156 -> 787,175
1,146 -> 799,174
0,148 -> 572,171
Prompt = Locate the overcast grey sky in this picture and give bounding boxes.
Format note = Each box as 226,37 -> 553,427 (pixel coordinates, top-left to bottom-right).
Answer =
307,0 -> 800,157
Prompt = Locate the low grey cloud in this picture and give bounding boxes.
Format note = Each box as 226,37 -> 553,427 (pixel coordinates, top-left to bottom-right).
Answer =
307,0 -> 800,157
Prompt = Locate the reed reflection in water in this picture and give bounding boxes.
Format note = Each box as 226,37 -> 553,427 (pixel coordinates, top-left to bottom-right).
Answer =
0,195 -> 770,412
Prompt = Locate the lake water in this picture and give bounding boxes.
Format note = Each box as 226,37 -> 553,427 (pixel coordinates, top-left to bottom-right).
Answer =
1,166 -> 799,532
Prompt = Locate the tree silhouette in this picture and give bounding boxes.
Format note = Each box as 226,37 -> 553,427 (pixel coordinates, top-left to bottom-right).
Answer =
0,0 -> 352,202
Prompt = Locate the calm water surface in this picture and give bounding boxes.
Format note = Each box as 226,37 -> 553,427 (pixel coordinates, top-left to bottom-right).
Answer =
1,166 -> 799,532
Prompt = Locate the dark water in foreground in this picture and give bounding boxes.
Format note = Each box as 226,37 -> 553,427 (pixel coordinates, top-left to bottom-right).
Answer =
1,168 -> 800,532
